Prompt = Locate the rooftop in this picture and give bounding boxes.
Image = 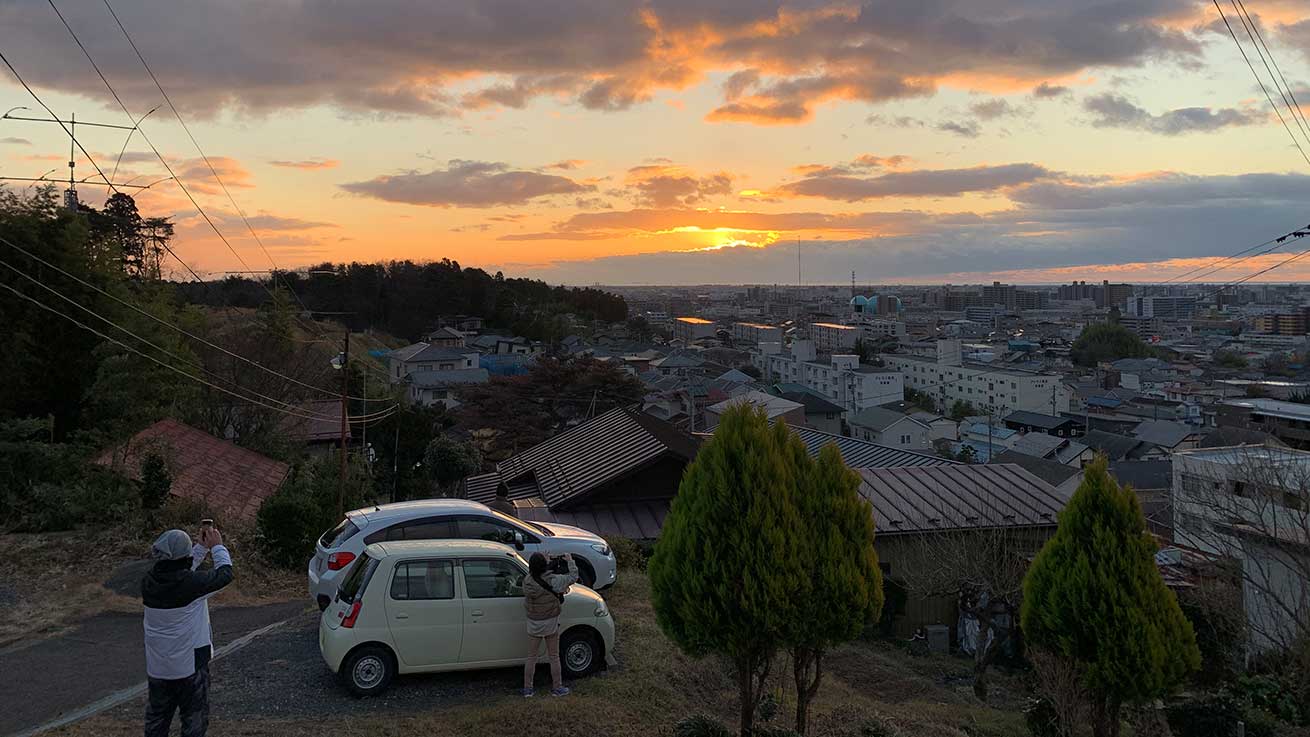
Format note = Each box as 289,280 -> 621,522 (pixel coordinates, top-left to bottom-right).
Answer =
857,464 -> 1065,535
674,316 -> 713,324
707,390 -> 804,419
1222,397 -> 1310,422
811,322 -> 858,330
1175,445 -> 1310,467
849,406 -> 920,432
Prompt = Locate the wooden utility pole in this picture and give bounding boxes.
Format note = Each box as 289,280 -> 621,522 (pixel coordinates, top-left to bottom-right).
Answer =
338,328 -> 350,518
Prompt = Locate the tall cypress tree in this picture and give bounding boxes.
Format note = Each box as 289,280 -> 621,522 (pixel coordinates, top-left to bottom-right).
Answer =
785,441 -> 883,735
649,405 -> 805,736
1021,458 -> 1199,737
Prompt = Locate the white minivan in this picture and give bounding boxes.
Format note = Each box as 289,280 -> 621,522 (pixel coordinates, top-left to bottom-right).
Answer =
319,539 -> 616,696
308,499 -> 618,609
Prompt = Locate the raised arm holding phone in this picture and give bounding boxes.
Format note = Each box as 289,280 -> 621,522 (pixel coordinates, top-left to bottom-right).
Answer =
141,522 -> 234,737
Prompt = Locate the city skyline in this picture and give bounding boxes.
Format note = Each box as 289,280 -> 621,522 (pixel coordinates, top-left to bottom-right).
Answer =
3,0 -> 1310,285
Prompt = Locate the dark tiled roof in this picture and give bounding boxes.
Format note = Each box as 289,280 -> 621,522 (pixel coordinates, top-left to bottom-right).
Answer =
786,425 -> 957,468
474,407 -> 698,508
1006,410 -> 1074,430
777,391 -> 846,415
406,368 -> 489,388
857,463 -> 1064,535
515,499 -> 670,540
1108,459 -> 1173,491
992,449 -> 1083,487
277,400 -> 350,443
1132,420 -> 1197,449
849,406 -> 916,433
96,419 -> 289,520
1082,429 -> 1150,460
1199,426 -> 1285,448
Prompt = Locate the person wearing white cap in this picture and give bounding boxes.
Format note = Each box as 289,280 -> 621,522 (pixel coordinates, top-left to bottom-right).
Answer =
142,525 -> 233,737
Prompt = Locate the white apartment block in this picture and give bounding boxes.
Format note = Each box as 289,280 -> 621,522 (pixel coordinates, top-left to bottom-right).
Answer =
672,316 -> 716,343
810,322 -> 860,353
883,340 -> 1069,415
732,322 -> 783,345
751,340 -> 904,412
853,318 -> 907,340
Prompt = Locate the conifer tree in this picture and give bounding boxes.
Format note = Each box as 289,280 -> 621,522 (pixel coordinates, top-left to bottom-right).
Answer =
785,441 -> 883,735
649,405 -> 805,736
1021,458 -> 1199,737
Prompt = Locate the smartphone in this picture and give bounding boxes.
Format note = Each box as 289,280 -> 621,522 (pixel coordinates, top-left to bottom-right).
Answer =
200,518 -> 214,528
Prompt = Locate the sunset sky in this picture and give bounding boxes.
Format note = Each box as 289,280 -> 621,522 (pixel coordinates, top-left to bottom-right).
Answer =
3,0 -> 1310,285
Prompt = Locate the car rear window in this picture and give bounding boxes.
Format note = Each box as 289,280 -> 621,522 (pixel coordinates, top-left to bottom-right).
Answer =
336,553 -> 379,604
319,518 -> 361,549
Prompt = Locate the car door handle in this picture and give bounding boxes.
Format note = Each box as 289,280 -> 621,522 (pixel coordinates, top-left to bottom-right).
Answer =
395,613 -> 409,620
471,610 -> 484,617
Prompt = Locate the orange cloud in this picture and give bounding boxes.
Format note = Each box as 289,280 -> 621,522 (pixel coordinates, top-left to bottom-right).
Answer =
269,158 -> 340,170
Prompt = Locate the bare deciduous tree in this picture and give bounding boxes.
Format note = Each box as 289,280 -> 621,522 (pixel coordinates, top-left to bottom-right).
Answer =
1029,648 -> 1090,737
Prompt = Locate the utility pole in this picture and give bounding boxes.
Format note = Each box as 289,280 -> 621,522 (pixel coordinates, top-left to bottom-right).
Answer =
338,328 -> 350,518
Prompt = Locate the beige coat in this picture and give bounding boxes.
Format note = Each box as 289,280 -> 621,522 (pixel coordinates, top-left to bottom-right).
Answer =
522,557 -> 578,623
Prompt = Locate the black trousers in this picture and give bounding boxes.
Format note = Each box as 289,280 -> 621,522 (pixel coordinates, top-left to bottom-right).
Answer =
144,662 -> 209,737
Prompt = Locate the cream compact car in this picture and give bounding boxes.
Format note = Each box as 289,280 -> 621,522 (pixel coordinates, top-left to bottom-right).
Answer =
319,539 -> 616,696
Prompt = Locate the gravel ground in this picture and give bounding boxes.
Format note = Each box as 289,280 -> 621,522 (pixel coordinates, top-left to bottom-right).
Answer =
96,611 -> 526,723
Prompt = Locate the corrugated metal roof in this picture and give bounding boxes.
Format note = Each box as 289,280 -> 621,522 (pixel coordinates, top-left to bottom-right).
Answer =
516,500 -> 671,540
477,407 -> 696,509
857,463 -> 1064,535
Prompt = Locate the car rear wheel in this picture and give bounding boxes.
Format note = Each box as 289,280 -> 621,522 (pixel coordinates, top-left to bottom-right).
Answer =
560,629 -> 601,678
340,645 -> 395,697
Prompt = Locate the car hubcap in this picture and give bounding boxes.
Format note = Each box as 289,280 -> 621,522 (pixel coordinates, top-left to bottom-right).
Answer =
565,641 -> 593,671
354,656 -> 383,688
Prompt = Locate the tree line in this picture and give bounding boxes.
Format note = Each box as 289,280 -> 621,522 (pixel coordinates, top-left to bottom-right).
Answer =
177,259 -> 628,342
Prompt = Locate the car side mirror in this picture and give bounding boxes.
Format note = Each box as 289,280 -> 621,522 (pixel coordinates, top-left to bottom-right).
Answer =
513,530 -> 525,551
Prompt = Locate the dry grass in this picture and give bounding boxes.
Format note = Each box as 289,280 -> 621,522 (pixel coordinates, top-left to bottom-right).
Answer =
49,572 -> 1029,737
0,517 -> 301,646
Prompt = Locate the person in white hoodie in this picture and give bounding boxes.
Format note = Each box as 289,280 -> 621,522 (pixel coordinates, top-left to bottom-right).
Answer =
141,526 -> 233,737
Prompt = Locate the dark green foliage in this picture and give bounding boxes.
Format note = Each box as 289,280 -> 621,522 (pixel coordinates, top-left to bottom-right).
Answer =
1213,350 -> 1248,369
257,455 -> 371,567
1070,322 -> 1151,367
650,405 -> 806,736
138,452 -> 172,510
673,715 -> 735,737
948,400 -> 977,420
1178,580 -> 1245,687
1022,458 -> 1200,737
1238,674 -> 1309,726
786,441 -> 884,734
178,258 -> 628,342
423,434 -> 481,494
905,387 -> 935,413
371,403 -> 453,503
607,536 -> 650,571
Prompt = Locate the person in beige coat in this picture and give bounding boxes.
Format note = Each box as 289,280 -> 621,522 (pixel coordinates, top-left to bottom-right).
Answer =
521,551 -> 578,697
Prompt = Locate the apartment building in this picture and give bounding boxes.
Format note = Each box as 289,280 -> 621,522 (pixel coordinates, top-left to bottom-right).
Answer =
752,340 -> 904,411
672,316 -> 716,343
1126,296 -> 1198,321
810,322 -> 860,353
1253,312 -> 1309,335
884,340 -> 1070,415
851,317 -> 907,339
732,322 -> 783,345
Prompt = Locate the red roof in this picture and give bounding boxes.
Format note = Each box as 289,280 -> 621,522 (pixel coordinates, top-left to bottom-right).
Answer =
96,419 -> 290,521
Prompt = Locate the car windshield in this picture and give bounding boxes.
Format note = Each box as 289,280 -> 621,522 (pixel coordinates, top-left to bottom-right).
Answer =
486,508 -> 552,536
336,553 -> 378,604
319,518 -> 360,549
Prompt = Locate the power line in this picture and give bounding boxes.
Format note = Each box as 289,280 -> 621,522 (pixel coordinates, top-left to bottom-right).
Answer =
1211,0 -> 1310,167
98,0 -> 334,345
1197,231 -> 1310,300
0,49 -> 123,195
0,233 -> 390,403
1232,0 -> 1310,143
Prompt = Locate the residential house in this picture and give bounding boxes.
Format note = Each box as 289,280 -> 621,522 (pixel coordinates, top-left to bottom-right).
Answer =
848,407 -> 931,451
776,390 -> 846,435
1132,420 -> 1203,453
959,422 -> 1020,451
278,399 -> 350,456
703,391 -> 806,429
992,449 -> 1083,495
96,419 -> 289,520
1009,432 -> 1092,466
387,342 -> 479,383
424,326 -> 466,348
864,464 -> 1066,636
1004,410 -> 1083,438
1081,429 -> 1167,461
405,367 -> 490,408
909,411 -> 958,441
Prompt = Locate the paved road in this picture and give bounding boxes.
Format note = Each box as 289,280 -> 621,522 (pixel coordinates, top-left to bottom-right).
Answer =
0,601 -> 305,737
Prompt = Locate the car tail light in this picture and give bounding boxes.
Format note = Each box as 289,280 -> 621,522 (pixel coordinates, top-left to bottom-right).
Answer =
341,600 -> 362,628
327,552 -> 356,571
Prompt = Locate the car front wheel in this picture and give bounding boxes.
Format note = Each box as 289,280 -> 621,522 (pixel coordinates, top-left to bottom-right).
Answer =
560,629 -> 601,678
340,645 -> 395,697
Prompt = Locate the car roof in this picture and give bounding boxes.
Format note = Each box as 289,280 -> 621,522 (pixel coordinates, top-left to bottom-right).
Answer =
364,539 -> 523,560
347,498 -> 490,526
